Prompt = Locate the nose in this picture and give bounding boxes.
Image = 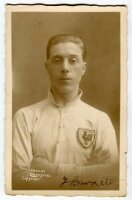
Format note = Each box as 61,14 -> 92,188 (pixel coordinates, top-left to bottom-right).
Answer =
61,60 -> 70,73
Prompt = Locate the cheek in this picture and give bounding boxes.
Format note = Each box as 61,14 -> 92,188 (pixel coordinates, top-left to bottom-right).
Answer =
74,68 -> 84,78
48,69 -> 60,83
48,67 -> 58,77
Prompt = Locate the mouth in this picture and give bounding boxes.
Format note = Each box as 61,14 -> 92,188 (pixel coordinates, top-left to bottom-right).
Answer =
60,77 -> 72,81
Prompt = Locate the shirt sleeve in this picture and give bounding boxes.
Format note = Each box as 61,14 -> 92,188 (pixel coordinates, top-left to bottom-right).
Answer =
76,113 -> 119,180
12,110 -> 33,179
95,113 -> 119,164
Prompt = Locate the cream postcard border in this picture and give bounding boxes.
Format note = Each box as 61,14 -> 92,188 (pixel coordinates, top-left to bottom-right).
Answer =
5,5 -> 127,196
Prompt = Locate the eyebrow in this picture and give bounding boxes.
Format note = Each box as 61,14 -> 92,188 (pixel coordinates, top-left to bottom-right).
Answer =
51,54 -> 80,58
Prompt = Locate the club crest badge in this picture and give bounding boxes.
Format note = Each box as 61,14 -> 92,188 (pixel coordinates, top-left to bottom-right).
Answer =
77,128 -> 95,148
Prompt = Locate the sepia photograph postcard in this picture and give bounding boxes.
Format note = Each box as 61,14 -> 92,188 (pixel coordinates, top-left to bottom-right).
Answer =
6,4 -> 127,196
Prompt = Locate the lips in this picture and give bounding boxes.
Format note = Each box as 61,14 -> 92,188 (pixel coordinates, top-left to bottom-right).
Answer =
60,77 -> 72,81
59,77 -> 72,84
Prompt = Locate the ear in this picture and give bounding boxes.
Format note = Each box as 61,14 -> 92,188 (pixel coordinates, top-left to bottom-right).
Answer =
82,62 -> 87,75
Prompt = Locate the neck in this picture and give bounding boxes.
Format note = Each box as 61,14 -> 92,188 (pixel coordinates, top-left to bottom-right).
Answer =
51,86 -> 79,106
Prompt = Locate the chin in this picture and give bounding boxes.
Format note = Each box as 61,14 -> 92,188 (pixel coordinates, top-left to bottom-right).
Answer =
57,85 -> 75,94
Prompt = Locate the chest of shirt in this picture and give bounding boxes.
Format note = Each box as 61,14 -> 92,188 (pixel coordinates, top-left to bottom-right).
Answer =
30,107 -> 96,164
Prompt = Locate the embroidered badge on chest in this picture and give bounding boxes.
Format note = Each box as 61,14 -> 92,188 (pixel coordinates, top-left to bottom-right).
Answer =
77,128 -> 95,148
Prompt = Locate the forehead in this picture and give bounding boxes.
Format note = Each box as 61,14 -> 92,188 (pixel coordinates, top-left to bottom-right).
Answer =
49,42 -> 83,58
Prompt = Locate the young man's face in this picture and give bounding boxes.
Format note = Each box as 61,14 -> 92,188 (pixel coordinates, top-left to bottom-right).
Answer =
45,42 -> 86,94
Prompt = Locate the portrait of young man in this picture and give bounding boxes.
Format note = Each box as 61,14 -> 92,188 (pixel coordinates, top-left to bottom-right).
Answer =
12,34 -> 119,190
6,5 -> 127,196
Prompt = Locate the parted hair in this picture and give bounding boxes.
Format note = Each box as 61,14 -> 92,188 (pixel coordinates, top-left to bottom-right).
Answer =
46,34 -> 86,60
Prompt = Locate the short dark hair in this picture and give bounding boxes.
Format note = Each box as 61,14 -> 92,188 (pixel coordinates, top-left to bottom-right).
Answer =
46,34 -> 86,60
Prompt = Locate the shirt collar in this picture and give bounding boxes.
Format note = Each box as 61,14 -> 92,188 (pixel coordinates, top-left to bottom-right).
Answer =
47,89 -> 83,107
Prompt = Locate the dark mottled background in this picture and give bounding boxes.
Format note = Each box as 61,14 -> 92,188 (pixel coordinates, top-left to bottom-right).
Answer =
12,12 -> 120,147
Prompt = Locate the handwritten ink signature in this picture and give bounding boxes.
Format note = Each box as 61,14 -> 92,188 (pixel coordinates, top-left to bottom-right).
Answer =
60,176 -> 118,188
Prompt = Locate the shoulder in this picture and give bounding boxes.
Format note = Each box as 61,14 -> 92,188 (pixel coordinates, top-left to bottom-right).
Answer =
79,100 -> 111,125
14,98 -> 49,119
79,101 -> 115,135
80,100 -> 108,118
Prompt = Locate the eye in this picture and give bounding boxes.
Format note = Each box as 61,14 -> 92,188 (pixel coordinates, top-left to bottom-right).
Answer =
69,57 -> 78,64
53,57 -> 62,64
